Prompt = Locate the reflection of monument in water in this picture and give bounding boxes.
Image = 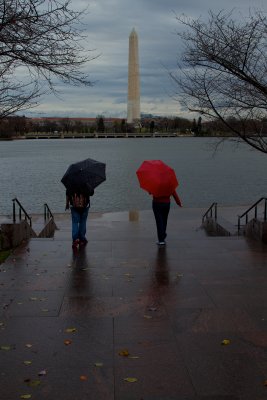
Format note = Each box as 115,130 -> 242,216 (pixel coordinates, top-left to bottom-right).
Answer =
127,28 -> 140,124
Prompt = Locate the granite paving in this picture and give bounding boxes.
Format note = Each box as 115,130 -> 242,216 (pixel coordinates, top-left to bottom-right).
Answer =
1,208 -> 267,400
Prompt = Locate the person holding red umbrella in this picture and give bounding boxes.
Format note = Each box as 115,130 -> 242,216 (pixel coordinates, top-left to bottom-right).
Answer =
136,160 -> 182,245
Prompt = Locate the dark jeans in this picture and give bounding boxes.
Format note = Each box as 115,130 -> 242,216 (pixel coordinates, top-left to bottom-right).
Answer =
71,206 -> 89,242
152,201 -> 170,242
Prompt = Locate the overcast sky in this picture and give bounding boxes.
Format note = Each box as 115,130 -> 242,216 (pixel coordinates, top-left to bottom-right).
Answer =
27,0 -> 266,119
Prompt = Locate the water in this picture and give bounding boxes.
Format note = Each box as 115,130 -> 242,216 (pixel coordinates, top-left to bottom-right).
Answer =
0,137 -> 266,215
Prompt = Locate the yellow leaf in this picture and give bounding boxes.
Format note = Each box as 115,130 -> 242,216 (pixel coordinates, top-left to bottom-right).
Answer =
65,328 -> 77,333
143,314 -> 152,319
20,395 -> 31,399
27,380 -> 41,387
94,362 -> 103,367
123,377 -> 138,383
23,361 -> 32,366
118,349 -> 129,357
1,345 -> 12,351
221,339 -> 231,345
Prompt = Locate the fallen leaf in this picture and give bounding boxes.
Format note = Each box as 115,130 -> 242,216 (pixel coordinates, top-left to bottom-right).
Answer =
221,339 -> 231,345
27,380 -> 41,387
25,344 -> 32,348
148,307 -> 157,312
94,362 -> 103,367
23,361 -> 32,366
64,339 -> 72,345
20,395 -> 31,399
1,345 -> 12,351
128,356 -> 139,359
41,309 -> 49,312
123,377 -> 138,383
143,314 -> 152,319
80,375 -> 88,381
65,328 -> 77,333
29,297 -> 38,301
38,370 -> 47,376
118,349 -> 129,357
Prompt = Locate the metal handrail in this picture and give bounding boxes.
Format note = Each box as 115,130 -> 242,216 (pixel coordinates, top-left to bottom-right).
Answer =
202,202 -> 217,223
238,197 -> 267,233
44,203 -> 54,221
12,198 -> 32,227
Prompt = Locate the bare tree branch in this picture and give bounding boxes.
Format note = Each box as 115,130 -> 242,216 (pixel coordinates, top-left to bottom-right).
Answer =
172,9 -> 267,153
0,0 -> 96,118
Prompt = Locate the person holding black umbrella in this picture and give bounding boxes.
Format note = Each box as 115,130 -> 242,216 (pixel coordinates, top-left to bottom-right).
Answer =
65,185 -> 94,250
61,158 -> 106,250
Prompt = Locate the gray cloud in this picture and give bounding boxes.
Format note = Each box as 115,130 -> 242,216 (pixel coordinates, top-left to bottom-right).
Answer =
25,0 -> 266,119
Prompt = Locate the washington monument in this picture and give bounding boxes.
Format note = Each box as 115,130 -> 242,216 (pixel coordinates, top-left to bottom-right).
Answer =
127,28 -> 140,123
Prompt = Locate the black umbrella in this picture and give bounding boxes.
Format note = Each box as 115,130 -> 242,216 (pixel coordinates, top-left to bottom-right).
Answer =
61,158 -> 106,192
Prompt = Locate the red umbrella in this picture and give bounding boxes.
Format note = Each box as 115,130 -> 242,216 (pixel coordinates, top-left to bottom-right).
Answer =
136,160 -> 178,197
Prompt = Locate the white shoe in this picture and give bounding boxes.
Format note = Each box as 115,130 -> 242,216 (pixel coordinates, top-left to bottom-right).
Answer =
157,241 -> 166,245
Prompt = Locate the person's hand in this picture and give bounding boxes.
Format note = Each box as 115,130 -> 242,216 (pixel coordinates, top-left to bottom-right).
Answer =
65,204 -> 69,211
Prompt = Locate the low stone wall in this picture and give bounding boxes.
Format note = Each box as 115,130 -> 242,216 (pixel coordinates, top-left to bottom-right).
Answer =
202,217 -> 232,236
244,219 -> 267,244
38,219 -> 58,238
0,218 -> 58,250
0,220 -> 37,250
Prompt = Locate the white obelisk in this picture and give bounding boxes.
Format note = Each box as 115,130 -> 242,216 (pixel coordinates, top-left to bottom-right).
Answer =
127,28 -> 140,124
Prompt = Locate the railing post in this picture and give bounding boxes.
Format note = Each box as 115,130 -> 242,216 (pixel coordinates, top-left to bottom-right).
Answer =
12,197 -> 32,227
13,199 -> 16,223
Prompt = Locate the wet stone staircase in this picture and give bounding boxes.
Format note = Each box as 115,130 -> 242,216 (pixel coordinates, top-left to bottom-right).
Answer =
202,200 -> 267,243
0,200 -> 57,250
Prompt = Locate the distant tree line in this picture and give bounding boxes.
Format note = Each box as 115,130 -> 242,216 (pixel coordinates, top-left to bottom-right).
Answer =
1,114 -> 267,138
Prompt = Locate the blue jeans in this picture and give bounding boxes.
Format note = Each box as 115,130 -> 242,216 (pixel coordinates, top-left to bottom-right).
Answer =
152,201 -> 170,242
71,207 -> 89,242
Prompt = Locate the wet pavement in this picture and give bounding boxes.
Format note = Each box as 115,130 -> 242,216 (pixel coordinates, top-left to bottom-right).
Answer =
1,208 -> 267,400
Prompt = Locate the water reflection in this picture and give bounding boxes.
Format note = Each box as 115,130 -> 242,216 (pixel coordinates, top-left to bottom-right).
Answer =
146,247 -> 170,312
68,247 -> 90,294
154,246 -> 170,288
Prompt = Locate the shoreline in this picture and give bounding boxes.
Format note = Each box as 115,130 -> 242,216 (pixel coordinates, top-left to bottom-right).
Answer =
1,133 -> 234,140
